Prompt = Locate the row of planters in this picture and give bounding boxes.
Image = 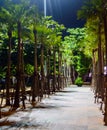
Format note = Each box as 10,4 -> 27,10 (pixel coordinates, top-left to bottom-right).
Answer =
0,0 -> 71,118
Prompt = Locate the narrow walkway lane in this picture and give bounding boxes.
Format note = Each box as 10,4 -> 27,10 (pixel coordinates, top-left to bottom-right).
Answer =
1,85 -> 107,130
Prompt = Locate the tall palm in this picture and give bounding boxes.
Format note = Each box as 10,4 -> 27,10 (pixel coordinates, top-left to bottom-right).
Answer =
0,1 -> 15,105
102,0 -> 107,124
8,0 -> 32,109
32,28 -> 38,102
37,18 -> 54,99
28,6 -> 40,103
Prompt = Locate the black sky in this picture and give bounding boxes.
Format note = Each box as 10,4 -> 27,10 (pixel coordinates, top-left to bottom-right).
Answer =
34,0 -> 86,28
0,0 -> 86,28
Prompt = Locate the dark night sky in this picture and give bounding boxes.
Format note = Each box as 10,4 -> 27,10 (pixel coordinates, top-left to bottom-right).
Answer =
34,0 -> 86,28
0,0 -> 86,28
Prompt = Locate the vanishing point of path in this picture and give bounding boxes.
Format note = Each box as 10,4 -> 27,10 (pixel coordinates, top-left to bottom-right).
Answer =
1,85 -> 107,130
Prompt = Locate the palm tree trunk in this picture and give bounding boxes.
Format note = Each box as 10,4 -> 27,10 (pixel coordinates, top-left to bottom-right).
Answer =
6,30 -> 12,106
20,41 -> 26,109
58,47 -> 62,90
13,21 -> 22,109
40,42 -> 44,100
97,23 -> 104,101
92,49 -> 97,89
47,49 -> 51,95
53,47 -> 56,92
103,10 -> 107,125
32,29 -> 38,102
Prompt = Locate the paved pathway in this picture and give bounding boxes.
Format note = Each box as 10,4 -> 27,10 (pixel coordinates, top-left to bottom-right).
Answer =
1,85 -> 107,130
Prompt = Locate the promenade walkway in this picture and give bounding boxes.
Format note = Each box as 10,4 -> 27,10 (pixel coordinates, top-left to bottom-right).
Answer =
0,85 -> 107,130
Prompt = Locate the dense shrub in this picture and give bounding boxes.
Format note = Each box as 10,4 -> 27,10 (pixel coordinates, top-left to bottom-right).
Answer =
75,77 -> 83,87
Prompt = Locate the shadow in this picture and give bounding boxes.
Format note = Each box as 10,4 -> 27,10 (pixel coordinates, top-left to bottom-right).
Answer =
31,104 -> 73,109
0,119 -> 15,126
1,110 -> 16,117
0,120 -> 42,129
57,90 -> 78,93
31,104 -> 59,109
52,97 -> 71,101
10,122 -> 41,128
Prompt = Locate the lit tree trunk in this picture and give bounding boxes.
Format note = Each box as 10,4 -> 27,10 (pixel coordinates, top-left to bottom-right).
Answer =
53,47 -> 56,92
94,22 -> 104,105
103,7 -> 107,125
100,48 -> 105,111
40,40 -> 44,100
64,60 -> 68,86
47,49 -> 51,95
97,24 -> 102,89
6,30 -> 12,106
70,65 -> 75,84
97,23 -> 104,101
92,49 -> 97,89
13,21 -> 22,108
58,47 -> 62,90
20,41 -> 26,109
32,29 -> 38,102
14,21 -> 26,109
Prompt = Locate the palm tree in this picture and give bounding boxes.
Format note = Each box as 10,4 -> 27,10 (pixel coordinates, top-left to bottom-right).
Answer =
103,0 -> 107,125
6,28 -> 12,106
9,0 -> 32,109
31,28 -> 38,102
0,1 -> 15,106
25,4 -> 40,103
